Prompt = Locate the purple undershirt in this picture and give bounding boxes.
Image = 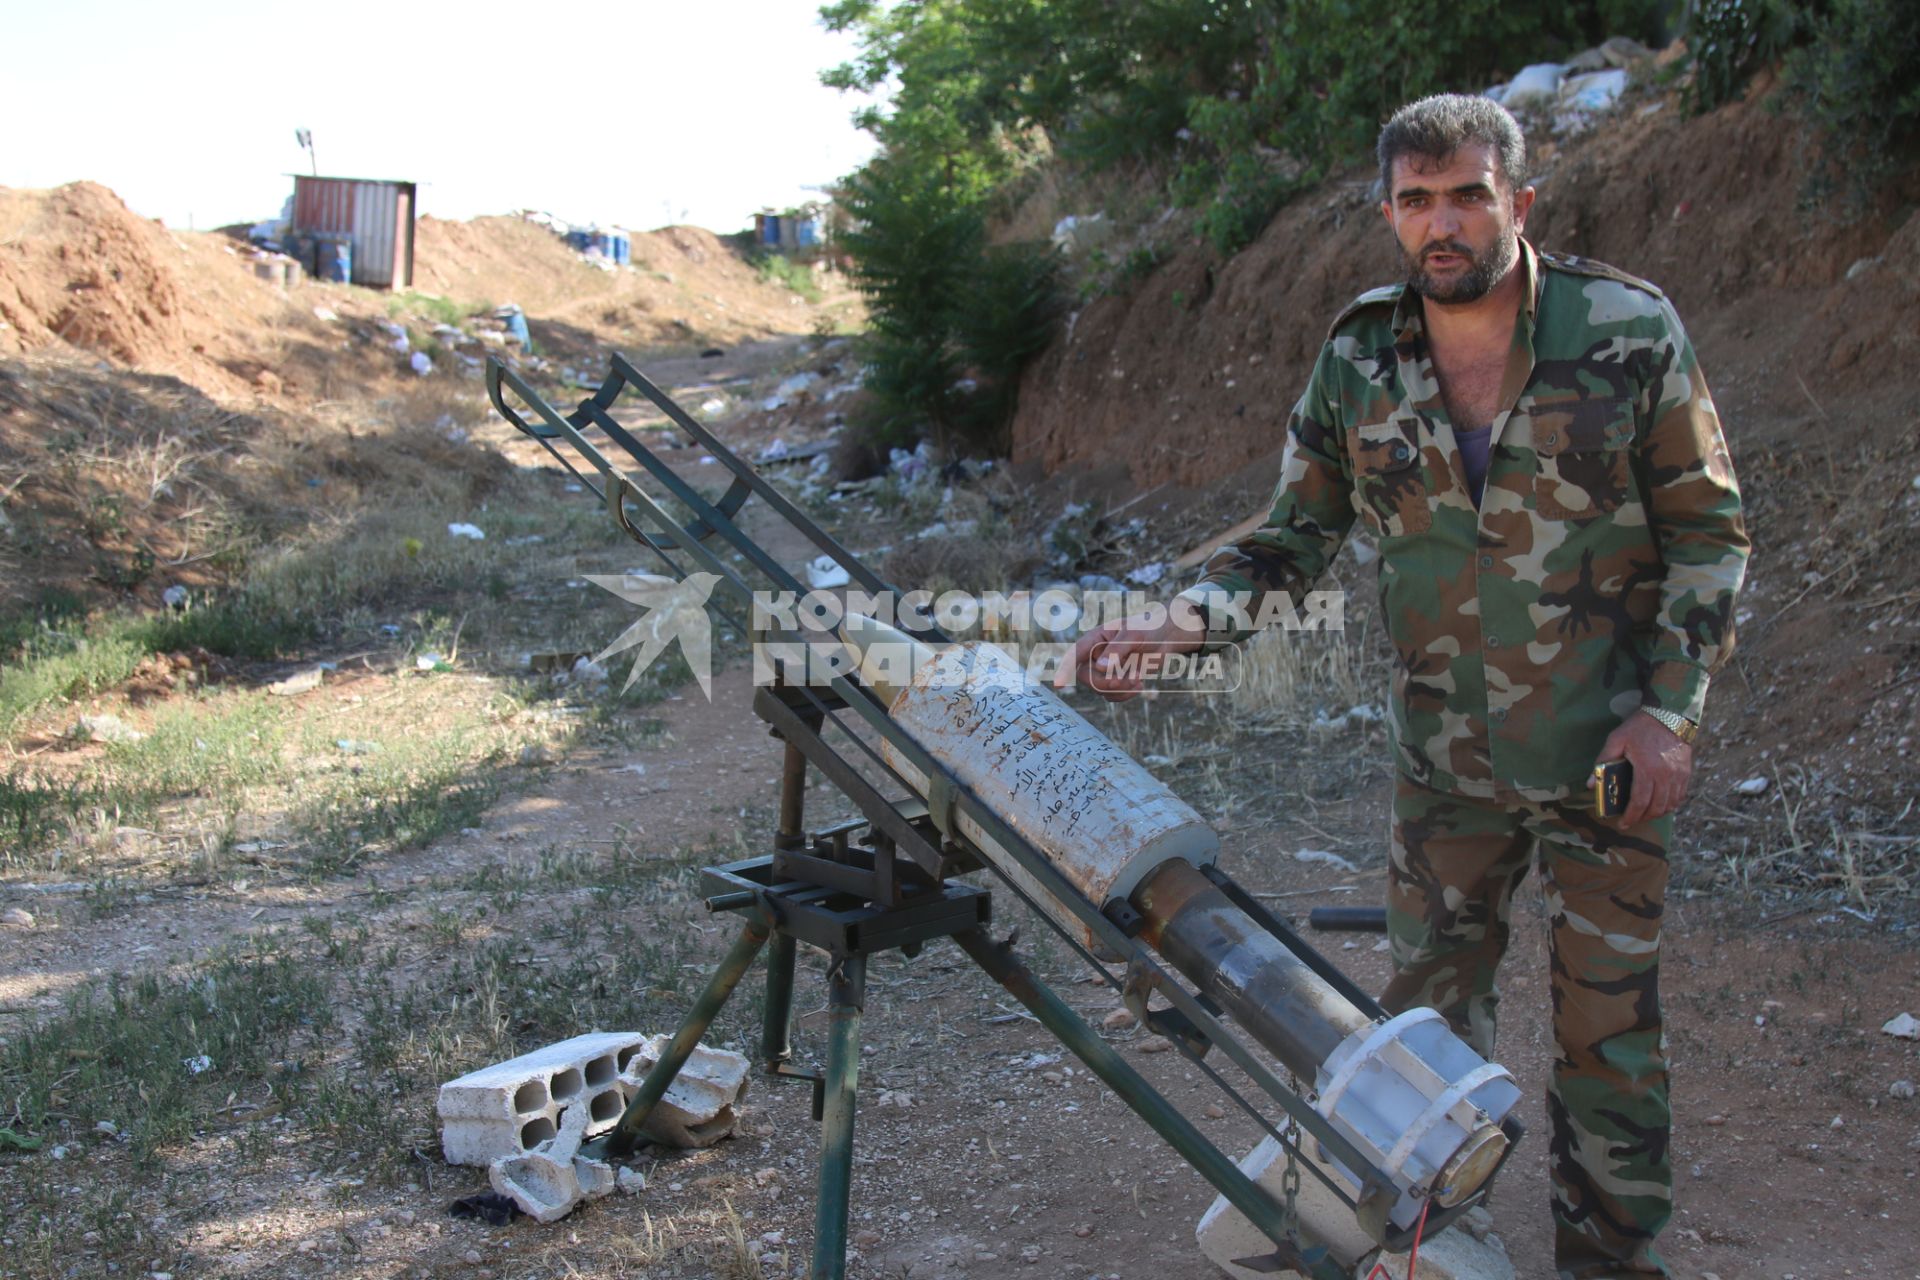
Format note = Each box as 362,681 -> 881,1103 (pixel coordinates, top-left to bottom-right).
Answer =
1456,424 -> 1495,507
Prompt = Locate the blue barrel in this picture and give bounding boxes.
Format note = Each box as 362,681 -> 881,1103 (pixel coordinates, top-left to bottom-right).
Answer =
315,234 -> 352,284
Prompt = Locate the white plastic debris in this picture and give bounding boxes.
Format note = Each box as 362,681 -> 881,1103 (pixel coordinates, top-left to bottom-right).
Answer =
1561,69 -> 1626,113
313,306 -> 338,323
700,398 -> 726,416
183,1054 -> 213,1075
1294,848 -> 1360,873
1126,561 -> 1168,586
409,350 -> 434,377
447,522 -> 486,540
1502,63 -> 1566,106
71,713 -> 145,745
1733,776 -> 1770,796
162,584 -> 189,609
1882,1013 -> 1919,1040
807,555 -> 851,589
568,656 -> 610,685
775,372 -> 820,399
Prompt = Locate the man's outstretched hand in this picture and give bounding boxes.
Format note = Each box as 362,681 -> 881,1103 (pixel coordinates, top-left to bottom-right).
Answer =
1054,599 -> 1207,702
1595,711 -> 1695,827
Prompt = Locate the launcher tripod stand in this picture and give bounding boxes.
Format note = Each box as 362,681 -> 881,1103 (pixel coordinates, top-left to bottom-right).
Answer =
486,354 -> 1518,1280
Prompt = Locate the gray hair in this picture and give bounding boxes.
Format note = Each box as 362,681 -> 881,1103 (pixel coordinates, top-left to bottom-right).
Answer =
1377,94 -> 1528,197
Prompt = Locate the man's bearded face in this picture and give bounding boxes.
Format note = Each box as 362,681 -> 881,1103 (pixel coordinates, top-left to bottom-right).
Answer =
1383,143 -> 1526,306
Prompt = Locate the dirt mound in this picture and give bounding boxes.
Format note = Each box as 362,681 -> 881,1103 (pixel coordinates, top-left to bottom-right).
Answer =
0,182 -> 192,365
413,215 -> 856,350
0,182 -> 320,399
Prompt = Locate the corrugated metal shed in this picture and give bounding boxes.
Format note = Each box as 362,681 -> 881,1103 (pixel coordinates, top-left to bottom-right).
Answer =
291,176 -> 417,289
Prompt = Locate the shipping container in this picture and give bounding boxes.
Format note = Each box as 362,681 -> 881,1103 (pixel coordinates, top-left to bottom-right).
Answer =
291,176 -> 417,290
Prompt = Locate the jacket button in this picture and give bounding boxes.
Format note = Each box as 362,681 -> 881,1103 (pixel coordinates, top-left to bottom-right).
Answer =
1479,555 -> 1494,569
1492,708 -> 1509,722
1486,637 -> 1501,649
1545,433 -> 1559,446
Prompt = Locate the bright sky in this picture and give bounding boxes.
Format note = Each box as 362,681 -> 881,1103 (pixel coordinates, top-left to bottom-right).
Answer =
3,0 -> 882,235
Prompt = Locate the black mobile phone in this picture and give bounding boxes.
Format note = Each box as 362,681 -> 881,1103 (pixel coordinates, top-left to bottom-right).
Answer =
1592,759 -> 1633,817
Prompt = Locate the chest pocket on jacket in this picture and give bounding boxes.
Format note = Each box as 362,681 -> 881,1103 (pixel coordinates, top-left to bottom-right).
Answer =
1353,419 -> 1432,538
1531,395 -> 1635,522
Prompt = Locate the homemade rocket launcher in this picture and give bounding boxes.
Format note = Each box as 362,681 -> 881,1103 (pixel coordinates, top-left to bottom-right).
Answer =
485,354 -> 1524,1279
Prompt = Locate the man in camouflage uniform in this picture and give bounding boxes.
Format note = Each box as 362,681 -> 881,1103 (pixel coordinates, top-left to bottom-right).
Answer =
1063,94 -> 1747,1277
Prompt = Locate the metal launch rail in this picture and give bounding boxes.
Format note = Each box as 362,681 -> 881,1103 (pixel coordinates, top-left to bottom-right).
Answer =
485,353 -> 1521,1280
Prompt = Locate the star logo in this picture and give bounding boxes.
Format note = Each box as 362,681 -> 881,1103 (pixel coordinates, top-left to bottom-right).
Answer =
585,571 -> 724,700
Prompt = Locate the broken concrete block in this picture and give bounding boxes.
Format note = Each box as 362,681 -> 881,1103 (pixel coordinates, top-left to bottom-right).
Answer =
490,1099 -> 618,1224
1195,1134 -> 1378,1277
438,1031 -> 647,1167
621,1034 -> 751,1149
1364,1224 -> 1516,1280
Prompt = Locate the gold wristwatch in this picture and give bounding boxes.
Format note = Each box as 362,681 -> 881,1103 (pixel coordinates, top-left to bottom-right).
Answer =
1639,705 -> 1700,744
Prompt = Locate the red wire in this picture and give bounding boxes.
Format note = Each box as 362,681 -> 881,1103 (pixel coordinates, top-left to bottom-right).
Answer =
1360,1196 -> 1434,1280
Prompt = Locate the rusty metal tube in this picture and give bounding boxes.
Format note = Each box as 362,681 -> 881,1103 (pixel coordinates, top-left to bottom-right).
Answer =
1133,861 -> 1373,1080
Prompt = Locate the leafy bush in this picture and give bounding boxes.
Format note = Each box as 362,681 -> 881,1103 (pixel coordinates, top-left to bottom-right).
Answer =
1780,0 -> 1920,203
754,251 -> 825,302
839,159 -> 1059,455
1688,0 -> 1800,112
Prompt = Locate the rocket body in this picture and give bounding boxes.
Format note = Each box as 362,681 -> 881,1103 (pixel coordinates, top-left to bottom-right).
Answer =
836,619 -> 1518,1233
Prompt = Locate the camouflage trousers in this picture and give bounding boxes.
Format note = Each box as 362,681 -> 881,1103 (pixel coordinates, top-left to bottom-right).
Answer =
1379,774 -> 1672,1279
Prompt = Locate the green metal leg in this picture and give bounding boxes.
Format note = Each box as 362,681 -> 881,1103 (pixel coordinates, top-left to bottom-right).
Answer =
599,904 -> 773,1159
953,928 -> 1349,1280
810,953 -> 866,1280
763,931 -> 797,1072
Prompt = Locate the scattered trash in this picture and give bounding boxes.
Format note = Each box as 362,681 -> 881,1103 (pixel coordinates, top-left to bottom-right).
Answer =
409,350 -> 434,377
312,306 -> 338,323
266,667 -> 325,697
807,555 -> 851,589
447,522 -> 486,540
1294,848 -> 1360,873
1883,1013 -> 1919,1040
700,397 -> 727,416
162,584 -> 189,609
1733,776 -> 1770,796
70,713 -> 145,744
447,1191 -> 523,1226
1500,62 -> 1566,106
183,1054 -> 213,1075
774,371 -> 820,400
416,653 -> 453,673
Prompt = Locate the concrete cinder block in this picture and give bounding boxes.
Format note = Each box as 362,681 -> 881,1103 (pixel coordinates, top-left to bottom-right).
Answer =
490,1097 -> 618,1224
1196,1134 -> 1379,1278
1363,1224 -> 1516,1280
621,1033 -> 750,1149
437,1031 -> 647,1167
1196,1132 -> 1516,1280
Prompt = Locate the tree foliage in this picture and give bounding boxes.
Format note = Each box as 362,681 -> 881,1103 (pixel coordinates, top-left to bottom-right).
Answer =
819,0 -> 1920,449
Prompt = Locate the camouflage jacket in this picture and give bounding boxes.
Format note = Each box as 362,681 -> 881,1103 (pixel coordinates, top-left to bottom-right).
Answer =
1187,241 -> 1749,802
